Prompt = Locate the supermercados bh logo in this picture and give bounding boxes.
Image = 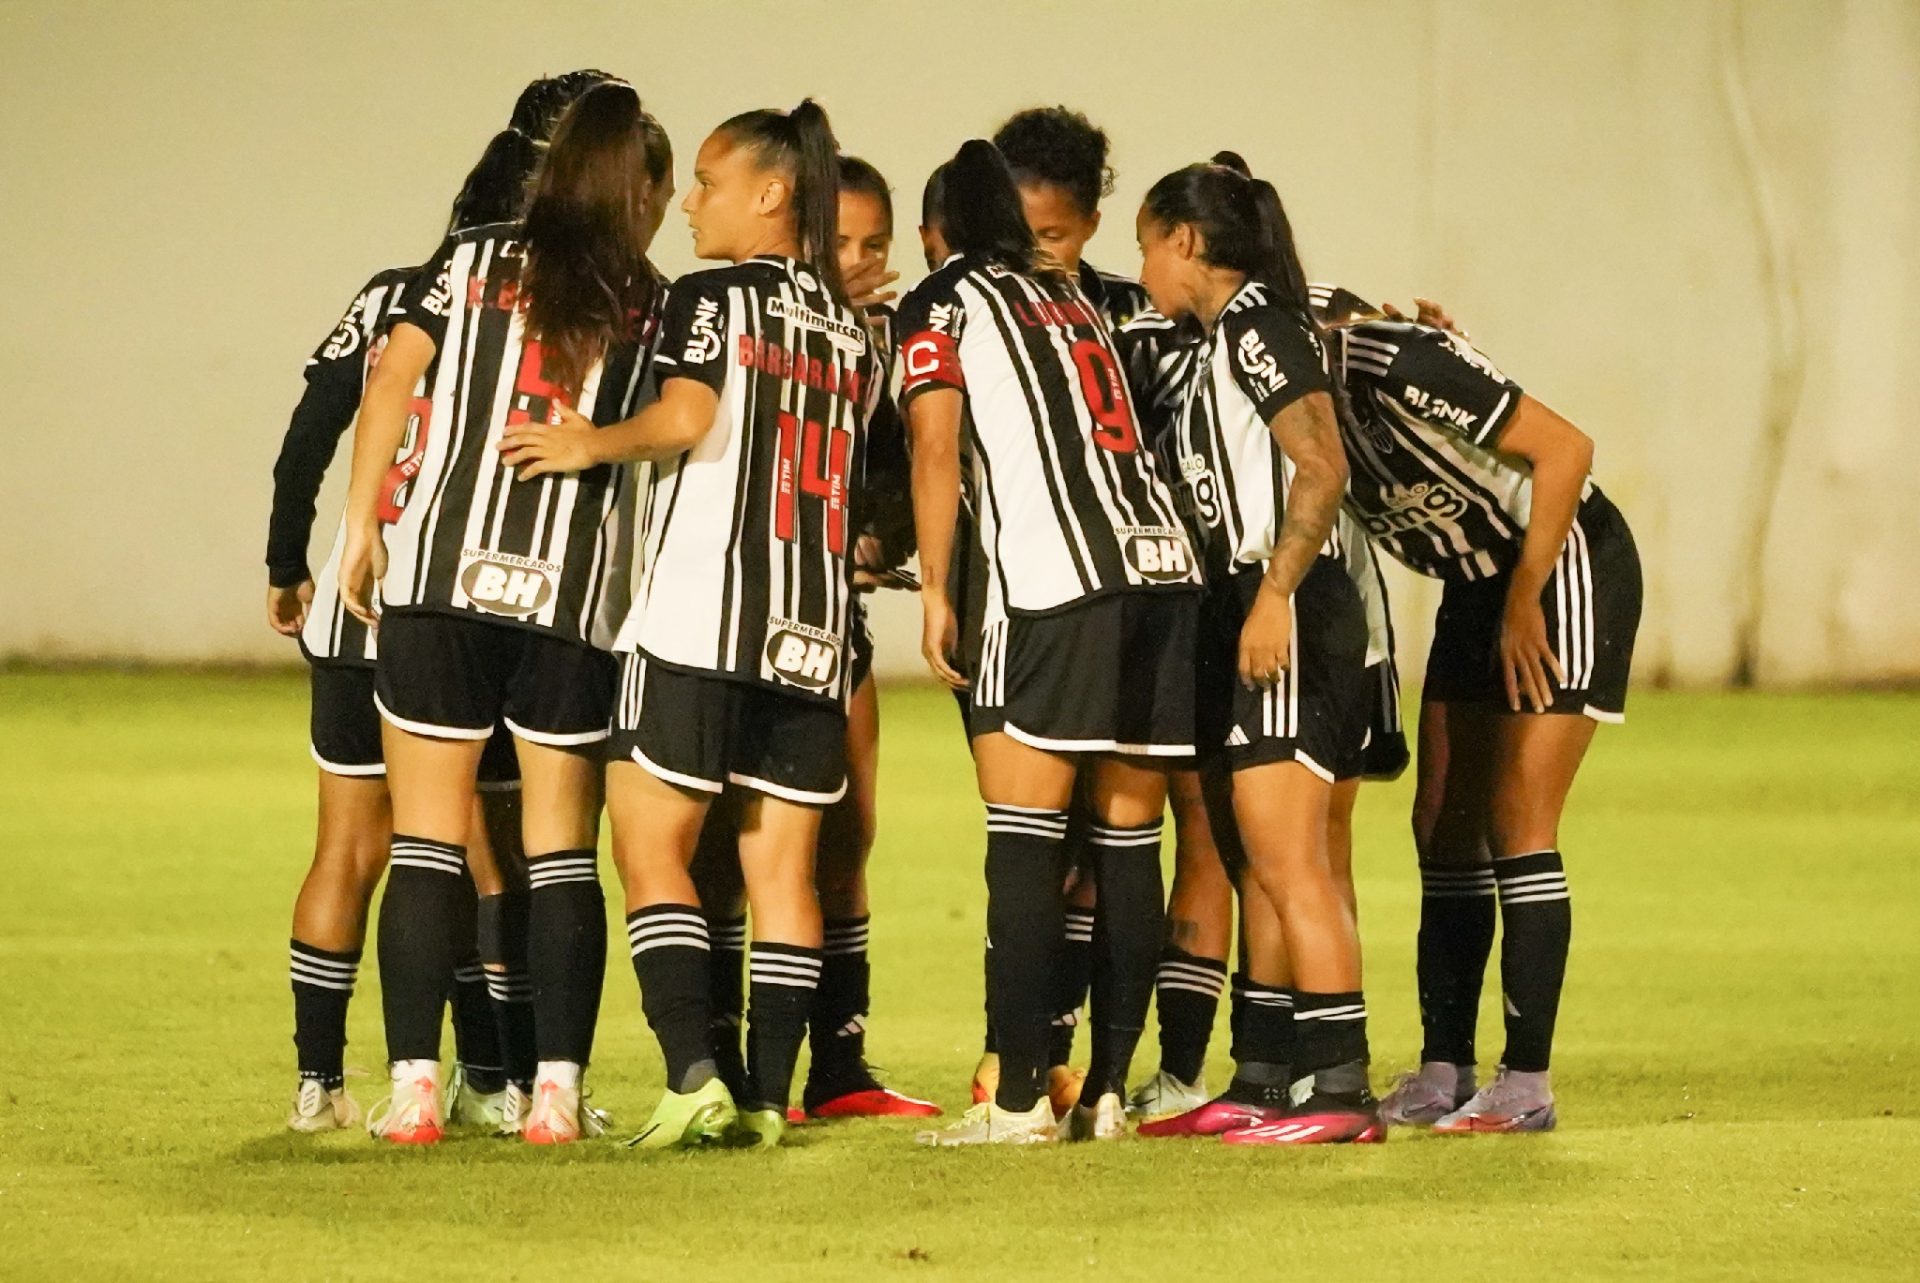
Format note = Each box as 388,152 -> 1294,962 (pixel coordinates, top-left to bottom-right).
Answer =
764,618 -> 841,692
1235,330 -> 1288,402
685,297 -> 724,362
1360,482 -> 1469,536
457,549 -> 560,618
1116,525 -> 1195,582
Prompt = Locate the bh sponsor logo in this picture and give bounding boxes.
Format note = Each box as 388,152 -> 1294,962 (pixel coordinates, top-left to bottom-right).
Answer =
1117,526 -> 1194,582
765,619 -> 841,691
457,551 -> 559,618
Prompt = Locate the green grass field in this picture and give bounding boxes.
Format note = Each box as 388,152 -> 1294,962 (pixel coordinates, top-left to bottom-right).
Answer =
1,672 -> 1916,1281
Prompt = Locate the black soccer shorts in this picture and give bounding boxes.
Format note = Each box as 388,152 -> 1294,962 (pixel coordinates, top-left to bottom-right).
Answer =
610,654 -> 849,805
1423,490 -> 1643,722
967,589 -> 1198,757
373,609 -> 615,747
310,661 -> 520,784
1196,558 -> 1370,783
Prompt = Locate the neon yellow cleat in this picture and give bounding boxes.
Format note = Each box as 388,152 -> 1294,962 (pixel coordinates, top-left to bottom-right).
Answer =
627,1077 -> 737,1150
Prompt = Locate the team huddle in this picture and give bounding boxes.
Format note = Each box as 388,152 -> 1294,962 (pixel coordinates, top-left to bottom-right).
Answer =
265,70 -> 1643,1149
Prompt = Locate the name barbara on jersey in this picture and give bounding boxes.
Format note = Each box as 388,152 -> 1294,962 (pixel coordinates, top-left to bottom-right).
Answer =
763,617 -> 842,691
457,549 -> 561,618
1358,481 -> 1471,536
737,335 -> 867,402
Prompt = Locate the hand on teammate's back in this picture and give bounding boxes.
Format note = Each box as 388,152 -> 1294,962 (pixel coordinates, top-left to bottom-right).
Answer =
500,404 -> 598,480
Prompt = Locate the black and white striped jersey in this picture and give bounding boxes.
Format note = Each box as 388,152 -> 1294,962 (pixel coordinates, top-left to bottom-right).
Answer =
1172,281 -> 1343,582
1330,318 -> 1582,582
379,223 -> 659,645
273,267 -> 413,666
898,254 -> 1198,622
616,257 -> 880,704
1078,260 -> 1151,332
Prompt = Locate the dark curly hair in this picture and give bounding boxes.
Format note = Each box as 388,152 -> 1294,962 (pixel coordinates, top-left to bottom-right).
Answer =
509,69 -> 618,143
990,105 -> 1114,217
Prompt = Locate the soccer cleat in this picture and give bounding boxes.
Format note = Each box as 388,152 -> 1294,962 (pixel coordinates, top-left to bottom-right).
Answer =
1046,1065 -> 1087,1120
523,1073 -> 585,1145
1381,1062 -> 1476,1127
1060,1091 -> 1128,1141
1126,1069 -> 1209,1122
916,1098 -> 1057,1147
446,1064 -> 514,1133
1433,1066 -> 1557,1134
627,1077 -> 738,1150
287,1079 -> 360,1133
367,1059 -> 443,1145
804,1085 -> 942,1121
1222,1092 -> 1387,1146
969,1052 -> 999,1106
730,1107 -> 787,1149
496,1081 -> 531,1136
1135,1095 -> 1288,1138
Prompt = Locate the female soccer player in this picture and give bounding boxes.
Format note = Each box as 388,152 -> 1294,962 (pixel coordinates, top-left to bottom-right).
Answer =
265,125 -> 542,1134
503,99 -> 881,1150
339,81 -> 668,1146
1128,160 -> 1383,1145
902,140 -> 1199,1147
1309,291 -> 1642,1134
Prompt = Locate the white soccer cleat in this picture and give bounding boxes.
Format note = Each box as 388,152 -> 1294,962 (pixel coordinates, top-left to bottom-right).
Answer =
1061,1090 -> 1129,1141
523,1063 -> 600,1145
287,1079 -> 360,1133
367,1059 -> 444,1144
445,1064 -> 513,1132
495,1081 -> 531,1136
916,1098 -> 1058,1147
1125,1069 -> 1209,1121
1381,1062 -> 1476,1127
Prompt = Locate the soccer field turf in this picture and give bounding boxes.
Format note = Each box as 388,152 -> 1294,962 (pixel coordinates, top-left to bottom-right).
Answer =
0,672 -> 1915,1281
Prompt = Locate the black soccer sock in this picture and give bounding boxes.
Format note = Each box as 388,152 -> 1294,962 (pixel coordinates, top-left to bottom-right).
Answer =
1495,851 -> 1572,1073
1417,864 -> 1497,1066
1227,970 -> 1251,1064
1156,947 -> 1228,1085
808,916 -> 872,1089
477,888 -> 536,1091
527,849 -> 607,1066
984,804 -> 1070,1113
289,939 -> 359,1091
450,957 -> 506,1095
1294,989 -> 1371,1078
1082,820 -> 1165,1099
1224,980 -> 1294,1106
707,912 -> 749,1098
981,941 -> 998,1056
376,835 -> 468,1063
1051,907 -> 1096,1067
746,942 -> 823,1112
627,904 -> 716,1093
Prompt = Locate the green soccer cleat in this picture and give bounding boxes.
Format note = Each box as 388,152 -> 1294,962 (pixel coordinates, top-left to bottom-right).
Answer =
627,1078 -> 737,1150
729,1107 -> 787,1149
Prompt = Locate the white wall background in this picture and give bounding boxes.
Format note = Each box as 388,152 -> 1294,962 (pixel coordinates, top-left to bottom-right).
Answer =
1,0 -> 1915,685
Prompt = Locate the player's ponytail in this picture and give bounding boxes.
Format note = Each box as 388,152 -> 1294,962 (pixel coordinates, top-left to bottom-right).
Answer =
446,128 -> 540,234
1142,161 -> 1313,321
719,100 -> 847,304
521,80 -> 662,397
937,139 -> 1069,283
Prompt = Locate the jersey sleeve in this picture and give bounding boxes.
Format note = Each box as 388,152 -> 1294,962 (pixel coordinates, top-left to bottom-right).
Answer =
388,240 -> 458,351
1346,322 -> 1522,448
894,275 -> 966,409
650,272 -> 733,393
1224,305 -> 1332,424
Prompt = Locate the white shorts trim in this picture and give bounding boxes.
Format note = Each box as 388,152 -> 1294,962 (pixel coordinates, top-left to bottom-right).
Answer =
373,694 -> 492,742
309,744 -> 386,778
503,715 -> 610,748
1582,705 -> 1626,725
626,746 -> 725,795
727,771 -> 849,807
1003,722 -> 1195,758
1293,750 -> 1337,785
